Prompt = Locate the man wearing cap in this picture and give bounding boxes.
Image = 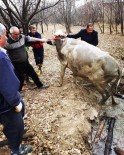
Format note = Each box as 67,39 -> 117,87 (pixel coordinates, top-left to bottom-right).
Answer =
28,25 -> 45,76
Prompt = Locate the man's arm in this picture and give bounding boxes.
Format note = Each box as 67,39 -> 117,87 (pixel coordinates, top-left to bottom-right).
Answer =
30,36 -> 47,42
25,34 -> 47,43
92,31 -> 98,46
67,30 -> 82,39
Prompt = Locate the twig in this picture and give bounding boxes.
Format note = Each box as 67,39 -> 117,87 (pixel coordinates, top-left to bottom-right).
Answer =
94,118 -> 107,144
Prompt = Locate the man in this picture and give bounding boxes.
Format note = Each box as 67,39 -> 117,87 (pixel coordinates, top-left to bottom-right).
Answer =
6,26 -> 49,91
67,23 -> 98,46
0,23 -> 31,155
28,25 -> 44,76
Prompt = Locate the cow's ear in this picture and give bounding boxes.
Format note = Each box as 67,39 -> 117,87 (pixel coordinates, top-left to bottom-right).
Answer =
61,38 -> 66,42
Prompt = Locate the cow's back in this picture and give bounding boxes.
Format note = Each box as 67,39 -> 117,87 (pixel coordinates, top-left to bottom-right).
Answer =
61,39 -> 108,66
61,38 -> 120,80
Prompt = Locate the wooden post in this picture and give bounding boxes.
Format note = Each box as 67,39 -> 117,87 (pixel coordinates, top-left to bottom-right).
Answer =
104,117 -> 116,155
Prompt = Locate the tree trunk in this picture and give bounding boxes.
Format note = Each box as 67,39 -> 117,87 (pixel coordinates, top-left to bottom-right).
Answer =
41,21 -> 44,34
120,1 -> 123,35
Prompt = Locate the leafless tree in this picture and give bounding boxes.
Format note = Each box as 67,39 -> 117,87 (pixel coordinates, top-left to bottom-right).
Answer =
0,0 -> 62,34
80,0 -> 124,34
2,0 -> 121,35
46,0 -> 77,33
103,0 -> 124,34
115,0 -> 124,34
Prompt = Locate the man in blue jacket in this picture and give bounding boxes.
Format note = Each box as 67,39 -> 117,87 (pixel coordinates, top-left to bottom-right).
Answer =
67,23 -> 98,46
0,23 -> 31,155
28,25 -> 44,76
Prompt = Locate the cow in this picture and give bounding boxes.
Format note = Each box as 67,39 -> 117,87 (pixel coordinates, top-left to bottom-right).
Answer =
49,29 -> 121,104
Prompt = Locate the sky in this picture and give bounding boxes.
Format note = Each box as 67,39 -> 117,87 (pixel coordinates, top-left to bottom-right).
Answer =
75,0 -> 84,7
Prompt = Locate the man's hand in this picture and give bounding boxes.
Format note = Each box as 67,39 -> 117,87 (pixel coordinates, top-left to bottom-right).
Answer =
41,38 -> 48,43
15,102 -> 22,112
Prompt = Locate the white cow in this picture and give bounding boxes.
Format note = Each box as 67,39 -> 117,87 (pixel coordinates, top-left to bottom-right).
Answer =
50,30 -> 121,104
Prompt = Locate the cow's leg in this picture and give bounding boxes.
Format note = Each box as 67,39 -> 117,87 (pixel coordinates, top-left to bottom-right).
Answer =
111,95 -> 117,105
81,61 -> 114,104
59,65 -> 66,86
109,79 -> 118,105
104,76 -> 120,105
73,74 -> 77,84
88,75 -> 110,104
97,81 -> 118,105
94,84 -> 109,104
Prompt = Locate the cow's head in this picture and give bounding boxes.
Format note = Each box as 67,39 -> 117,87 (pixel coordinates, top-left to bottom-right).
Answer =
54,29 -> 67,38
51,29 -> 67,46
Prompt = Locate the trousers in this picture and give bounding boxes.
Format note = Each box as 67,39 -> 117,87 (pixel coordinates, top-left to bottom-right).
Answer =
13,60 -> 43,91
33,46 -> 44,65
0,108 -> 24,153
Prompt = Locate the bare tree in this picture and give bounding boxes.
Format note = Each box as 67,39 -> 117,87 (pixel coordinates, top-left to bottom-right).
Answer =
81,0 -> 124,34
0,0 -> 62,34
47,0 -> 76,33
103,0 -> 124,34
116,0 -> 124,34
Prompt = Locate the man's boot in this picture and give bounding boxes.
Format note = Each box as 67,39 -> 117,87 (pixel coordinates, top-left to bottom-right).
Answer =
36,64 -> 42,76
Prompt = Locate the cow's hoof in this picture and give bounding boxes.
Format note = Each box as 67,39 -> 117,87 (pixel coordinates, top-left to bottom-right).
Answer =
97,98 -> 106,105
112,101 -> 118,106
56,83 -> 62,87
97,100 -> 104,105
98,101 -> 106,105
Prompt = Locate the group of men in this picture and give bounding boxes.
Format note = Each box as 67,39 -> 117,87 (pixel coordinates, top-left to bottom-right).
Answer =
0,22 -> 98,154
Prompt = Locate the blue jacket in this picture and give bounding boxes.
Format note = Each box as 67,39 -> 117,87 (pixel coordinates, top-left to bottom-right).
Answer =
0,50 -> 21,114
67,29 -> 98,46
28,32 -> 44,49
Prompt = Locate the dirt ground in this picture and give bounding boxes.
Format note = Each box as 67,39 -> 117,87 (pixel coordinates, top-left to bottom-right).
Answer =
0,24 -> 124,155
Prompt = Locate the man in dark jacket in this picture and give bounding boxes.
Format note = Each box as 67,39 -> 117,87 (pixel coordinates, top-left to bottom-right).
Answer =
6,26 -> 49,91
67,23 -> 98,46
28,25 -> 44,76
0,23 -> 31,155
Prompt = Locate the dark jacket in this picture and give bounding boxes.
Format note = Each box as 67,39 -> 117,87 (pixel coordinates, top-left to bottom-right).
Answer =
28,32 -> 43,49
67,29 -> 98,46
0,50 -> 21,114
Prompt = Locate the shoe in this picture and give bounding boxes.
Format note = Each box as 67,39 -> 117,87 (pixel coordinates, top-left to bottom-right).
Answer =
36,69 -> 41,76
27,78 -> 34,84
19,145 -> 32,154
11,152 -> 19,155
29,84 -> 49,90
38,84 -> 49,89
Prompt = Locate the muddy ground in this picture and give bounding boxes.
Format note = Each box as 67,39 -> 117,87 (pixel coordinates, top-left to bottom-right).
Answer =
0,24 -> 124,155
